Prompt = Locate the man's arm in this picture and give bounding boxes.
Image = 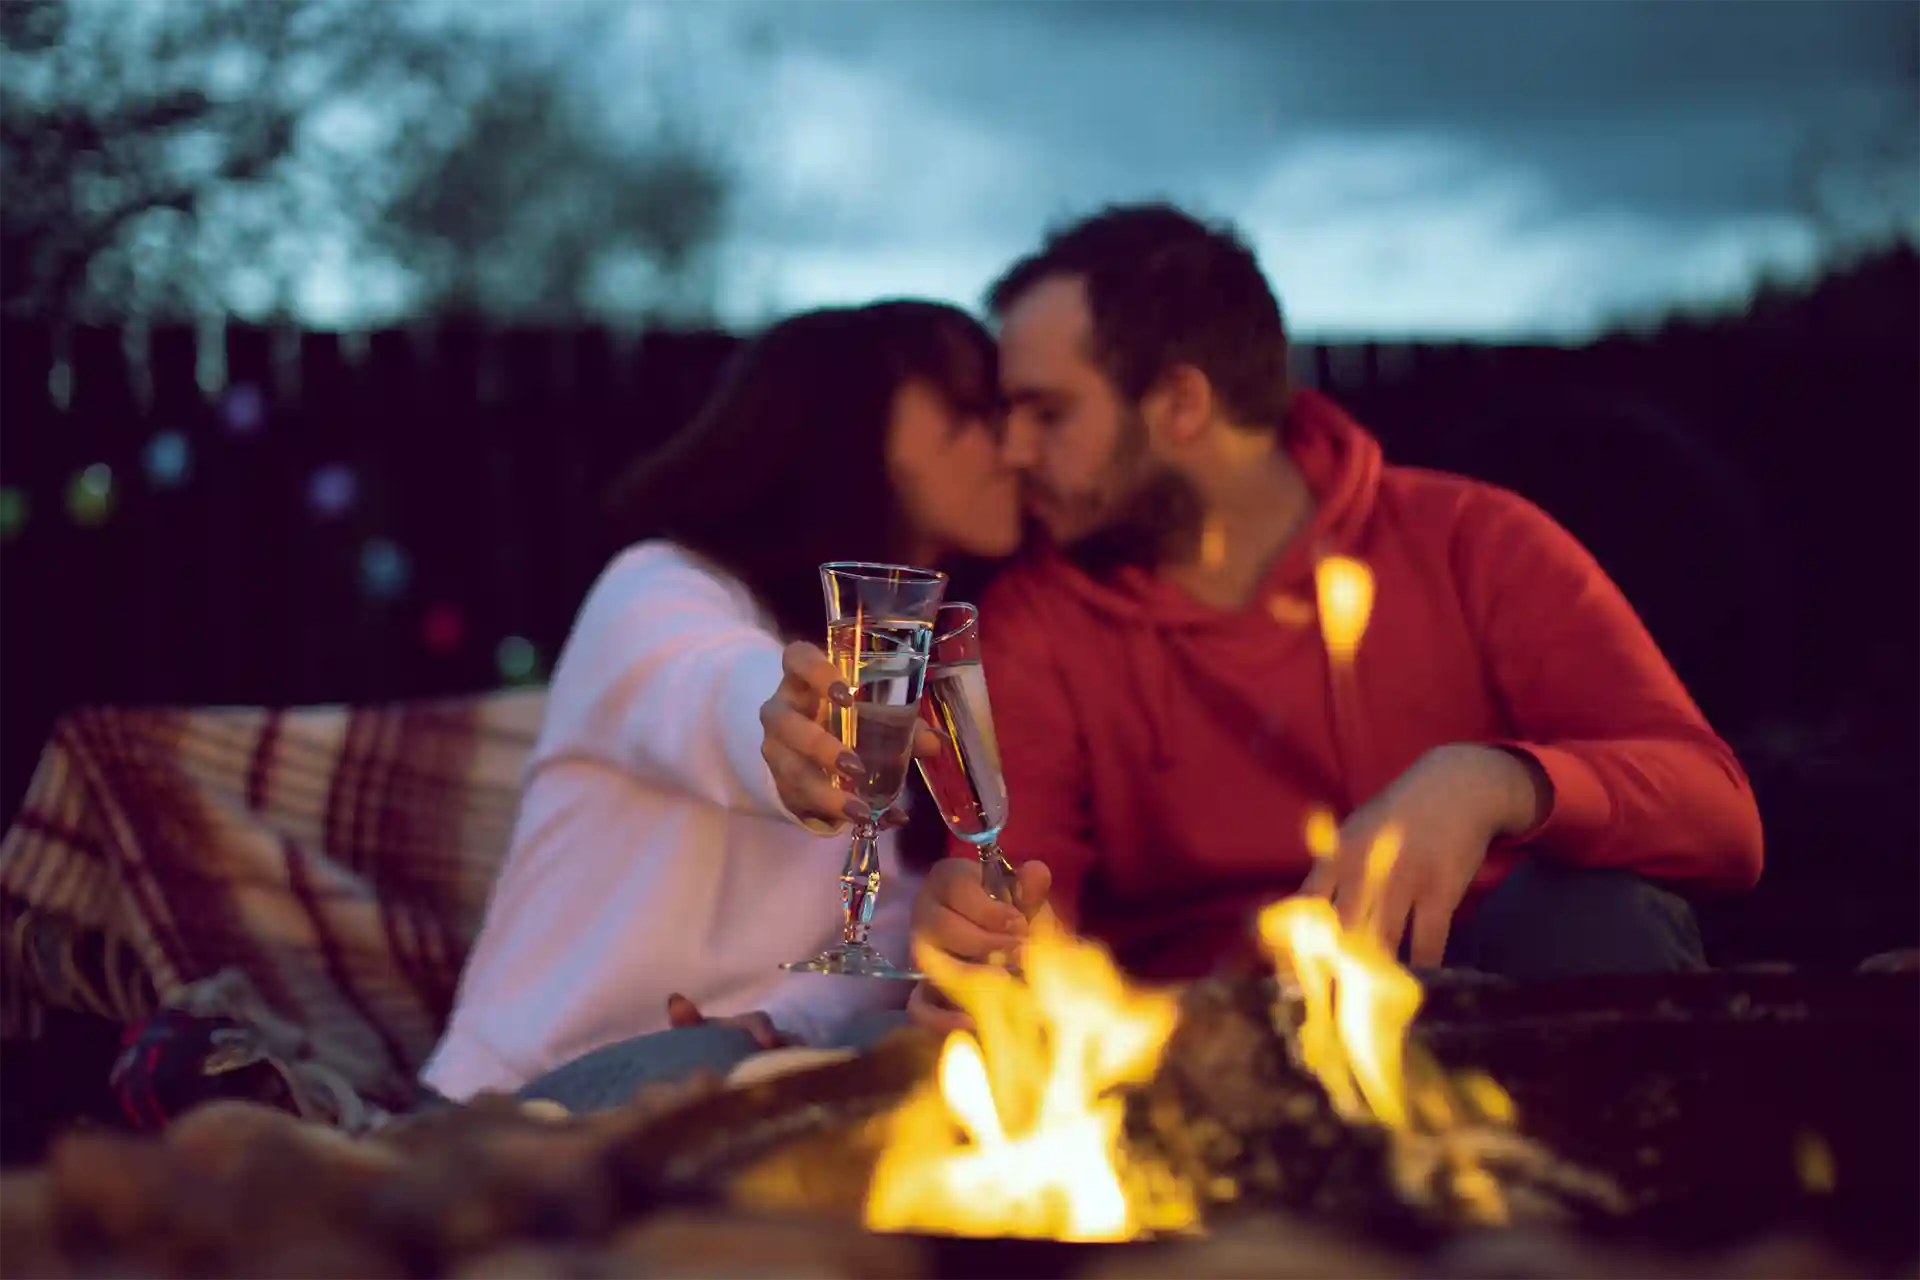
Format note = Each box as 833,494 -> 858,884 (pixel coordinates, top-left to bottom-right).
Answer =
1457,487 -> 1764,890
958,569 -> 1099,926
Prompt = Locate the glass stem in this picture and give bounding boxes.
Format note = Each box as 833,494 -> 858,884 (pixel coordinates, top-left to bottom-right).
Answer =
980,840 -> 1017,904
840,820 -> 883,947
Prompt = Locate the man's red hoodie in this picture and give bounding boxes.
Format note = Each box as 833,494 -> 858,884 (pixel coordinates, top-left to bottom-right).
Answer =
964,390 -> 1763,982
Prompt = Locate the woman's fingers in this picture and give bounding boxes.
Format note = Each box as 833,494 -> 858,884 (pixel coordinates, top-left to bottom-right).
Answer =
732,1011 -> 789,1050
764,641 -> 876,823
781,641 -> 850,705
760,690 -> 867,823
762,693 -> 858,780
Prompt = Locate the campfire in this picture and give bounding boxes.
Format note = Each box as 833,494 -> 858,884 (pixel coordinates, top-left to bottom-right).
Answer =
850,826 -> 1588,1245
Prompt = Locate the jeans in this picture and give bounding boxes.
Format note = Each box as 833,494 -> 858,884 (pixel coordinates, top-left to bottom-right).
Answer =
509,863 -> 1703,1113
512,1008 -> 910,1113
1440,859 -> 1707,980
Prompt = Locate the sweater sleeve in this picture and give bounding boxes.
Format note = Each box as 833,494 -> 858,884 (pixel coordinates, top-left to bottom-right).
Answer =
760,869 -> 916,1047
1457,488 -> 1764,890
954,570 -> 1100,928
539,543 -> 800,823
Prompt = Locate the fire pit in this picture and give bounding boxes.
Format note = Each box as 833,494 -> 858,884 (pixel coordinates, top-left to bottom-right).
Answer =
612,968 -> 1917,1275
4,966 -> 1914,1278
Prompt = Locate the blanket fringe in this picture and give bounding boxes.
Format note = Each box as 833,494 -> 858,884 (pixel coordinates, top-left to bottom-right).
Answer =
2,902 -> 157,1040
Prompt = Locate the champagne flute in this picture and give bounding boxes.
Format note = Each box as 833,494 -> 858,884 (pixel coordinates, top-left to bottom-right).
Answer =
782,562 -> 947,980
915,602 -> 1018,905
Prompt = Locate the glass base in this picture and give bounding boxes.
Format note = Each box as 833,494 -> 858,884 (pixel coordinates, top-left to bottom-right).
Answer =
782,942 -> 923,981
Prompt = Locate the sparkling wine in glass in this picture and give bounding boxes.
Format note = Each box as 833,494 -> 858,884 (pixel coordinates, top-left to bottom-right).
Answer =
916,602 -> 1018,905
783,562 -> 946,981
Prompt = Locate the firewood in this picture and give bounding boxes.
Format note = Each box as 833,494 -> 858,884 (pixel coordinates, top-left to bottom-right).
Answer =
1432,1225 -> 1670,1278
604,1208 -> 930,1279
45,1128 -> 232,1276
166,1099 -> 401,1183
725,1046 -> 859,1088
452,1244 -> 611,1278
0,1171 -> 64,1280
246,1235 -> 411,1280
1709,1231 -> 1874,1280
1083,1215 -> 1414,1279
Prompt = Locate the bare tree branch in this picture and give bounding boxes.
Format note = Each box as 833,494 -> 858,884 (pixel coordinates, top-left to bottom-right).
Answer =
2,0 -> 729,323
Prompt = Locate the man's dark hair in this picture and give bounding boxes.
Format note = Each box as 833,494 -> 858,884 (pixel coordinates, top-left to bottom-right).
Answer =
604,299 -> 999,640
987,203 -> 1292,431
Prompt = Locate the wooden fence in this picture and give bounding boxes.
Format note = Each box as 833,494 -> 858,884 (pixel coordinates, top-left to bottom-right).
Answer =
1,312 -> 1915,961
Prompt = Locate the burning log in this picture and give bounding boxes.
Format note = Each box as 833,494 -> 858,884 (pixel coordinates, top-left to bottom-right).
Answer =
1129,973 -> 1627,1246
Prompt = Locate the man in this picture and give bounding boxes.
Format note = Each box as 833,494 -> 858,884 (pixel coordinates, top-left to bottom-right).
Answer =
760,203 -> 1763,1020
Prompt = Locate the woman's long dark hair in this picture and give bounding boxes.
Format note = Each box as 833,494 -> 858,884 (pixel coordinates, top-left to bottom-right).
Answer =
606,302 -> 1002,875
605,299 -> 1001,642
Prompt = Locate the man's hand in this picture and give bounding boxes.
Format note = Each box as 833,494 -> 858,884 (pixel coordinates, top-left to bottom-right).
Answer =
905,856 -> 1052,1033
758,641 -> 941,828
1301,745 -> 1549,968
665,993 -> 793,1050
911,856 -> 1049,962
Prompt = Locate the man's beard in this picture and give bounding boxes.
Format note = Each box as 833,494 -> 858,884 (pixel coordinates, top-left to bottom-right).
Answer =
1035,408 -> 1205,581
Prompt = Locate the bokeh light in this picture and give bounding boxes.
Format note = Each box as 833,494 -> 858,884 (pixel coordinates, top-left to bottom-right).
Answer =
307,464 -> 358,518
422,603 -> 465,653
47,360 -> 72,411
143,431 -> 192,489
496,635 -> 540,685
66,464 -> 116,527
0,488 -> 28,540
359,538 -> 410,599
221,383 -> 266,435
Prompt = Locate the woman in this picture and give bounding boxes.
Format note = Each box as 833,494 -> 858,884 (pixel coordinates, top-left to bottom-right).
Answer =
421,301 -> 1019,1104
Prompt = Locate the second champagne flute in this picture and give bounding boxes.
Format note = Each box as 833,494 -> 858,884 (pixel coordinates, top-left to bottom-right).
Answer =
916,601 -> 1018,904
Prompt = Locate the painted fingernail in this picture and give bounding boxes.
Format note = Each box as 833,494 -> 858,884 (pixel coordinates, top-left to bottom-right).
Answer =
829,682 -> 854,707
842,798 -> 872,824
837,752 -> 865,781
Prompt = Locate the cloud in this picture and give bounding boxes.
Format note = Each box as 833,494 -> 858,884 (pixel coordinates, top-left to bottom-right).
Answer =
603,0 -> 1915,336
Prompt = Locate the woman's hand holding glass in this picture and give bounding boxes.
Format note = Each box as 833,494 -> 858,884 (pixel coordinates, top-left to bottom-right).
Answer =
759,642 -> 943,830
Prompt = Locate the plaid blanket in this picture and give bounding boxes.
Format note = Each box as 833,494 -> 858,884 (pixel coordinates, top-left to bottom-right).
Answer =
0,691 -> 543,1106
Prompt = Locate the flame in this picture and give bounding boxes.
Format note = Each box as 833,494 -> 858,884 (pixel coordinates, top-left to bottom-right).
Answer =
862,920 -> 1199,1241
1304,808 -> 1340,858
1315,555 -> 1375,664
1260,892 -> 1421,1130
1199,516 -> 1227,569
1258,828 -> 1521,1225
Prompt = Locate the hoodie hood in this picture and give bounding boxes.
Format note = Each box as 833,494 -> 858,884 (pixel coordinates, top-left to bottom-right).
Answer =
1042,389 -> 1385,628
1028,390 -> 1387,779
